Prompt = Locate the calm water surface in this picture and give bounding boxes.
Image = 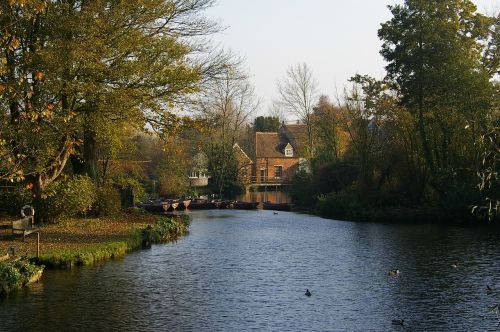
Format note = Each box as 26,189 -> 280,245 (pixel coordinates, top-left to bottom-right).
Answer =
1,210 -> 500,331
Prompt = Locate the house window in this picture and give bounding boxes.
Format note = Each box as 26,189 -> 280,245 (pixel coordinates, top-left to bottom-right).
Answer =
274,165 -> 283,178
285,147 -> 293,157
260,168 -> 266,182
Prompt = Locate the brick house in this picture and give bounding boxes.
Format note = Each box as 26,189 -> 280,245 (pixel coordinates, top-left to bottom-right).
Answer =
233,143 -> 253,184
254,123 -> 308,183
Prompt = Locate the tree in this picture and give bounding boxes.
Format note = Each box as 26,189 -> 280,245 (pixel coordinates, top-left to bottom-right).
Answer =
378,0 -> 495,179
276,62 -> 318,158
482,13 -> 499,77
0,0 -> 224,205
339,75 -> 395,200
206,141 -> 242,198
312,95 -> 344,164
197,64 -> 259,197
253,116 -> 281,133
475,114 -> 499,221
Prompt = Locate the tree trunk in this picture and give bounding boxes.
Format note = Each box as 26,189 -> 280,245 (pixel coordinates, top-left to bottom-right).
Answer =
84,126 -> 98,182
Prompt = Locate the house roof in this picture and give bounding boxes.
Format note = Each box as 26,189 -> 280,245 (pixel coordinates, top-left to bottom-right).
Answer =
279,124 -> 308,152
233,143 -> 253,164
255,132 -> 286,158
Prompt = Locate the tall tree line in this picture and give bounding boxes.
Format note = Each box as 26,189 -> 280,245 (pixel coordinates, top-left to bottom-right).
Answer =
0,0 -> 233,214
288,0 -> 498,221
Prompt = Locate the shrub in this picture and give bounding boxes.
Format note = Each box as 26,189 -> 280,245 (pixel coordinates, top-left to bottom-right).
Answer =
0,259 -> 43,295
42,175 -> 97,221
316,185 -> 379,221
290,170 -> 315,207
141,215 -> 190,247
94,184 -> 121,216
0,186 -> 32,216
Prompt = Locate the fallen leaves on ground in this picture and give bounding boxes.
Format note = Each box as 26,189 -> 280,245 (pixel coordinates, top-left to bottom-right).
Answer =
0,213 -> 157,258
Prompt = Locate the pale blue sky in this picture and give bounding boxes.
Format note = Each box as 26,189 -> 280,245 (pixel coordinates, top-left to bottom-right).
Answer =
206,0 -> 499,116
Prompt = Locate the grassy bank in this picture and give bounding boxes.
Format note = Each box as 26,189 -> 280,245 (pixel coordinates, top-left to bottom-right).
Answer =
0,212 -> 190,294
313,197 -> 492,225
0,259 -> 43,296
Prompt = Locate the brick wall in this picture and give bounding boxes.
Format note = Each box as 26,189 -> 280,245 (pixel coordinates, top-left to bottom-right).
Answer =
254,157 -> 299,183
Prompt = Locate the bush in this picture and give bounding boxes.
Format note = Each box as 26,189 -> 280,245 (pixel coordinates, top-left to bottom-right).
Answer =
0,186 -> 32,216
0,259 -> 43,295
290,170 -> 316,207
141,215 -> 190,247
94,184 -> 121,216
41,175 -> 96,221
316,185 -> 379,221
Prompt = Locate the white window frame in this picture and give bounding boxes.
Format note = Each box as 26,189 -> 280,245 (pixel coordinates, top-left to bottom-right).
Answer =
285,147 -> 293,157
274,165 -> 283,179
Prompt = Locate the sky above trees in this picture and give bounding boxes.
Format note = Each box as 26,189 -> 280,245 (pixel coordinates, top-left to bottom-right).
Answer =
207,0 -> 499,117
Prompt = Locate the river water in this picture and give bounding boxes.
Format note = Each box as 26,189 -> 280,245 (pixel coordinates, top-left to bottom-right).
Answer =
1,210 -> 500,331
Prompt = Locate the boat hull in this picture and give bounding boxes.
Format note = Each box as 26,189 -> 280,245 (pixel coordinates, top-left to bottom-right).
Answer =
137,202 -> 170,213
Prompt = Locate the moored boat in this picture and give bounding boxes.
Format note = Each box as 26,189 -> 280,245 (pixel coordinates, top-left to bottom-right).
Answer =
188,200 -> 220,209
218,200 -> 235,209
137,201 -> 170,213
179,199 -> 191,210
167,199 -> 179,211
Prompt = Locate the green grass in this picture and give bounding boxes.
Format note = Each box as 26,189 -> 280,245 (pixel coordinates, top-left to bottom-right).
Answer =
34,215 -> 190,269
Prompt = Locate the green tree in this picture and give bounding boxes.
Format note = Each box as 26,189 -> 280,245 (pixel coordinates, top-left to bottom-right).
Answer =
206,141 -> 242,198
1,0 -> 224,205
312,95 -> 343,165
253,116 -> 281,132
378,0 -> 494,178
340,75 -> 398,201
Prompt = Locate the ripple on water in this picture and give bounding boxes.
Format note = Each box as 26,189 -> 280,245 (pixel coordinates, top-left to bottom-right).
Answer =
1,209 -> 500,331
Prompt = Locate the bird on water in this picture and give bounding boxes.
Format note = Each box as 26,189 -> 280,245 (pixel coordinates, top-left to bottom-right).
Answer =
388,269 -> 400,276
305,289 -> 311,297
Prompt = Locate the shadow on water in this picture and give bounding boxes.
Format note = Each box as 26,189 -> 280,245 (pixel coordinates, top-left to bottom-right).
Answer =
1,209 -> 500,331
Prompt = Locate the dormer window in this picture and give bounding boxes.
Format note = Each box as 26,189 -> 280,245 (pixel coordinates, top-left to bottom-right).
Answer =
284,143 -> 293,157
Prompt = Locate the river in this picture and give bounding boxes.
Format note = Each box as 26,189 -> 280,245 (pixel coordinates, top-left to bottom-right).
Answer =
1,210 -> 500,331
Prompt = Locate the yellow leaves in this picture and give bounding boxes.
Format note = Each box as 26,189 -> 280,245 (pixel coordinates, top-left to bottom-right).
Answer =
0,84 -> 6,93
34,1 -> 47,14
34,71 -> 44,81
8,0 -> 47,10
9,36 -> 20,51
8,0 -> 24,6
7,170 -> 25,183
63,111 -> 77,123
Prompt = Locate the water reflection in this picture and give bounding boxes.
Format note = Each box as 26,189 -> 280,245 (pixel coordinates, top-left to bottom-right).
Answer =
237,190 -> 291,204
1,210 -> 500,331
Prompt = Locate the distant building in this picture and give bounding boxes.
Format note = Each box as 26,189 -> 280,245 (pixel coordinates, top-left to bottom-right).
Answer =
188,144 -> 254,187
188,152 -> 209,187
254,122 -> 309,183
233,143 -> 253,184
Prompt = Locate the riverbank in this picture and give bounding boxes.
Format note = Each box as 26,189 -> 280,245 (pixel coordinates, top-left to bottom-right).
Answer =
0,212 -> 190,295
311,201 -> 497,225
